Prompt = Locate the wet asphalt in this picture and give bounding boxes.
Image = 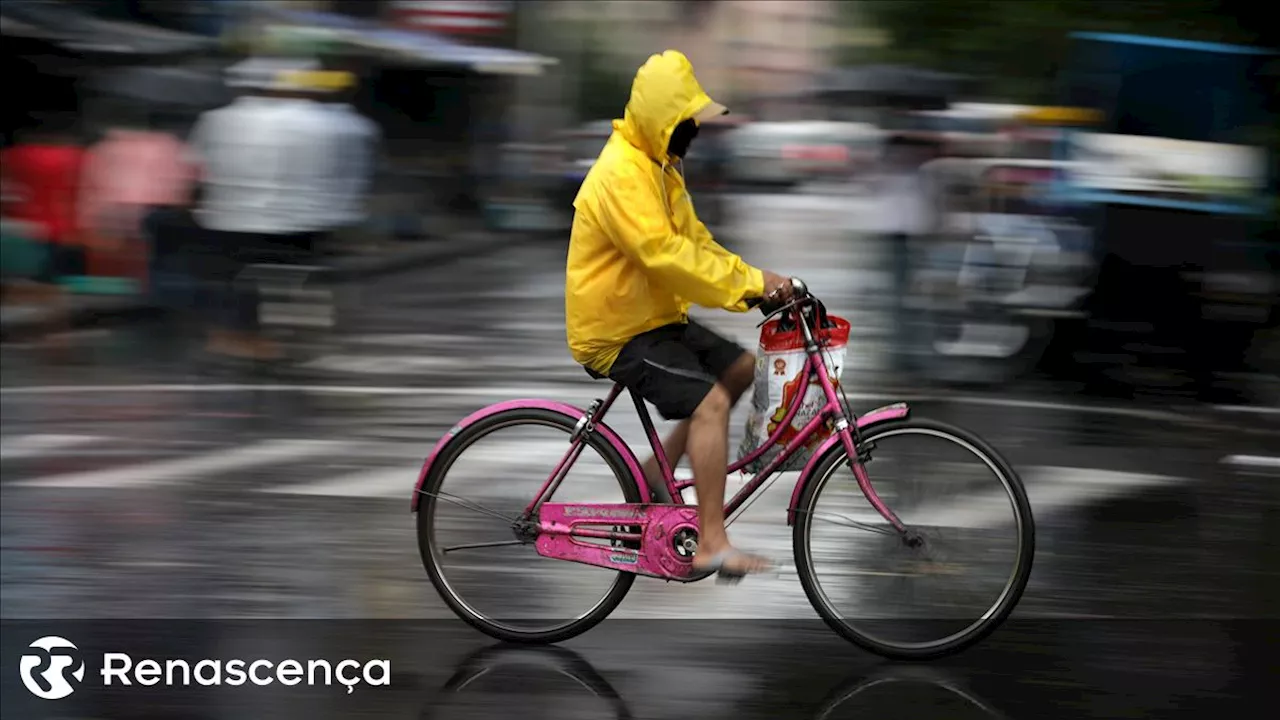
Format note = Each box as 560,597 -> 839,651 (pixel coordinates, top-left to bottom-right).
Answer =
1,193 -> 1277,718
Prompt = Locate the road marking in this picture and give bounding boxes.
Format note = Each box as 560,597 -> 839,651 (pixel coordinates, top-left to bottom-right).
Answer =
262,465 -> 416,498
1221,455 -> 1280,469
348,333 -> 477,346
1214,405 -> 1280,416
0,434 -> 107,460
899,467 -> 1192,529
12,439 -> 350,489
301,355 -> 471,374
0,384 -> 1209,423
261,439 -> 622,498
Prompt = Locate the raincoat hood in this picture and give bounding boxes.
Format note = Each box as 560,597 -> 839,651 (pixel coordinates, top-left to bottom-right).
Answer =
616,50 -> 725,164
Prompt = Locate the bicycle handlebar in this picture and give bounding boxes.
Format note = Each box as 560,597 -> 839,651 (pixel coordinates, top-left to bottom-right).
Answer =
746,276 -> 810,316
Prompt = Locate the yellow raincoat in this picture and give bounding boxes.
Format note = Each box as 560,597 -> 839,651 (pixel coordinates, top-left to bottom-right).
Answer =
565,50 -> 765,374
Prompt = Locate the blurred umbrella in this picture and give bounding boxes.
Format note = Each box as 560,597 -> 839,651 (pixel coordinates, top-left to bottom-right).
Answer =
89,66 -> 232,110
816,65 -> 972,110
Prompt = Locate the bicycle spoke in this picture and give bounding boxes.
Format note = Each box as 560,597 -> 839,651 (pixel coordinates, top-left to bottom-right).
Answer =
442,539 -> 528,553
420,489 -> 519,524
801,508 -> 901,537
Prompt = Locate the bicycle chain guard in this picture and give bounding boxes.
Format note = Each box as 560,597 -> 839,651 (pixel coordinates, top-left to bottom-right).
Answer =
535,503 -> 708,582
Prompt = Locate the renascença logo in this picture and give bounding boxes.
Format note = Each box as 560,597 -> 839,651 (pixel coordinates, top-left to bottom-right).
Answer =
17,635 -> 391,700
20,636 -> 86,700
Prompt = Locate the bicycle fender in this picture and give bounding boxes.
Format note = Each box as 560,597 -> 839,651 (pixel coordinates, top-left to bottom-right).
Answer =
411,399 -> 651,512
786,403 -> 910,526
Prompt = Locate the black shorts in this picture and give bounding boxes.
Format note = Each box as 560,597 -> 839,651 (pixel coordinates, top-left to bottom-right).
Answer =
606,320 -> 748,421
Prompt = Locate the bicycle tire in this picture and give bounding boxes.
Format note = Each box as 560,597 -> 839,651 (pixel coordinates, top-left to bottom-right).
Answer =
417,407 -> 643,644
793,417 -> 1035,660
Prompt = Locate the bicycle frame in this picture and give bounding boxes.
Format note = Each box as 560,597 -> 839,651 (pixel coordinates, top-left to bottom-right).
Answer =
522,300 -> 909,537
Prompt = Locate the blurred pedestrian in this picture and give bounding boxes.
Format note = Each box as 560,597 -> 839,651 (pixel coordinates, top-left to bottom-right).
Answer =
873,132 -> 937,370
0,112 -> 88,349
312,68 -> 380,253
185,58 -> 339,362
77,106 -> 198,294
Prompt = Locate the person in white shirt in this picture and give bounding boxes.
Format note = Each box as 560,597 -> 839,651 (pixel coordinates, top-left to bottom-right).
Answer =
314,69 -> 380,243
185,59 -> 342,361
874,133 -> 938,369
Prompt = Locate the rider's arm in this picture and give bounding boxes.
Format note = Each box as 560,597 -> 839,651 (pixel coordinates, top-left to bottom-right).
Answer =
688,216 -> 744,265
593,166 -> 763,311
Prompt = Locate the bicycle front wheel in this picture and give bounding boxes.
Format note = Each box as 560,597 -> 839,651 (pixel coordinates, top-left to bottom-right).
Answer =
793,418 -> 1035,660
417,408 -> 643,644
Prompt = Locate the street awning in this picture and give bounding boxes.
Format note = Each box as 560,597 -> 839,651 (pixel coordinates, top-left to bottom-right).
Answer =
261,9 -> 558,76
1,1 -> 216,59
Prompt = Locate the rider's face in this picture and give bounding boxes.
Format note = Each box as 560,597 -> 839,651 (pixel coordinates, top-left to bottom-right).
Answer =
667,118 -> 699,159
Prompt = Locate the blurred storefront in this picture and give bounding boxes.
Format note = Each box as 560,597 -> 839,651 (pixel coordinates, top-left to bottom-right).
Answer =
2,0 -> 219,142
255,3 -> 556,235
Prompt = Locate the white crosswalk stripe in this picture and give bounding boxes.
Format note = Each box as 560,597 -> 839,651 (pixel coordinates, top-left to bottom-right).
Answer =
261,439 -> 622,499
910,467 -> 1192,529
0,434 -> 109,460
260,464 -> 419,498
9,438 -> 352,489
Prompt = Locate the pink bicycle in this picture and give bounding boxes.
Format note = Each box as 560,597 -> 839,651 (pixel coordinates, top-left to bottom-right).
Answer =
413,278 -> 1035,660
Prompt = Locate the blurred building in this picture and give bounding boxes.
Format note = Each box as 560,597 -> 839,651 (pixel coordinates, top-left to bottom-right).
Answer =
535,0 -> 839,117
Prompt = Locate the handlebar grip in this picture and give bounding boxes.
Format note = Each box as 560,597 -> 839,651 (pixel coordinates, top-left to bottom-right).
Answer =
749,295 -> 788,316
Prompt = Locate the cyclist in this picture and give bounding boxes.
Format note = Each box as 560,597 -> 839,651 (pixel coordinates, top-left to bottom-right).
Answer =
565,50 -> 792,582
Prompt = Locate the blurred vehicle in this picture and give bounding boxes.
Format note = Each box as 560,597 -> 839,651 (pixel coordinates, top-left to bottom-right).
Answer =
1008,106 -> 1104,160
892,109 -> 1006,158
913,157 -> 1094,385
549,120 -> 613,217
1054,32 -> 1278,395
486,142 -> 564,233
724,121 -> 882,188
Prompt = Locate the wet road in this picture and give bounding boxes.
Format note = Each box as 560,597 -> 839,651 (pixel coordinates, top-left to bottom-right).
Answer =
2,194 -> 1277,716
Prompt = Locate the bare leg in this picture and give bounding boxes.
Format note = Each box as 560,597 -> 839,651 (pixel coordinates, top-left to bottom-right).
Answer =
687,383 -> 769,575
640,353 -> 756,500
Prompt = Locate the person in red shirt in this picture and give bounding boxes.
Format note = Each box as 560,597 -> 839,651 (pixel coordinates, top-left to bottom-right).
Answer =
1,113 -> 87,343
2,114 -> 88,278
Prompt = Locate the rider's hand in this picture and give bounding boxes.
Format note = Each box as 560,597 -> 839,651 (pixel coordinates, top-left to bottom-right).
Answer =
762,271 -> 793,302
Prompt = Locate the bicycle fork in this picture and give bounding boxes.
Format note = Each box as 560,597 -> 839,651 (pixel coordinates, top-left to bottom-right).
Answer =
836,418 -> 917,545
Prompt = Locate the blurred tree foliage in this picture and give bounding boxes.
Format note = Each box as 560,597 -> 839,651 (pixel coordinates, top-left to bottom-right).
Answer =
842,0 -> 1270,102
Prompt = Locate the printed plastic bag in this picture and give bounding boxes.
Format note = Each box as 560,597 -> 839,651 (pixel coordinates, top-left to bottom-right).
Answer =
737,311 -> 850,473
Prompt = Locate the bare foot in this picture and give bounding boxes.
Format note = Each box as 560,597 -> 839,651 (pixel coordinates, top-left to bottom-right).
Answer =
692,544 -> 771,576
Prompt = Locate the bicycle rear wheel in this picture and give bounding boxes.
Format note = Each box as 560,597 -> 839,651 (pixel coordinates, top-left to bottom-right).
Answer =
417,407 -> 642,644
793,418 -> 1035,660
